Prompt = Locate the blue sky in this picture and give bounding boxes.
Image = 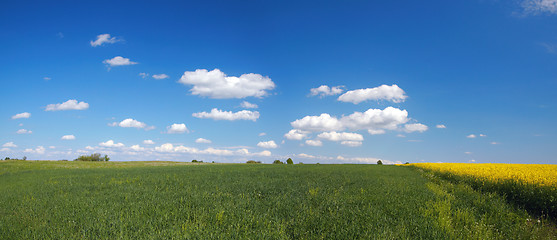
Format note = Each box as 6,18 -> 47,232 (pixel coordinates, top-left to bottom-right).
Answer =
1,0 -> 556,164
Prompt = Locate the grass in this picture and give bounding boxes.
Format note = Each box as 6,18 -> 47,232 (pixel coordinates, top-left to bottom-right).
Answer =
1,160 -> 555,239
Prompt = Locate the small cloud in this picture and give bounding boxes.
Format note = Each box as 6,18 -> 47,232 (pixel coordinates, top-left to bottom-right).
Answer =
240,101 -> 258,109
195,138 -> 212,144
522,0 -> 557,15
85,146 -> 95,150
90,33 -> 121,47
340,140 -> 362,147
103,56 -> 137,67
479,134 -> 487,137
24,146 -> 45,154
469,159 -> 476,163
396,134 -> 406,138
464,152 -> 472,154
17,129 -> 32,134
337,84 -> 407,104
99,140 -> 124,148
407,139 -> 423,142
258,132 -> 266,136
12,112 -> 31,119
130,145 -> 145,151
143,140 -> 155,145
61,135 -> 76,140
193,108 -> 259,121
139,73 -> 149,78
309,85 -> 344,97
111,118 -> 154,130
490,142 -> 500,145
305,139 -> 323,147
466,134 -> 477,138
257,140 -> 278,149
436,124 -> 446,129
166,123 -> 189,134
49,146 -> 56,149
2,142 -> 17,148
404,123 -> 428,133
152,74 -> 169,80
284,129 -> 310,140
43,77 -> 51,81
45,99 -> 89,111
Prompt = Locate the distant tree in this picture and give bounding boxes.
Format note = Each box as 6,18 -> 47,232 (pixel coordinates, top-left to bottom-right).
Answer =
3,157 -> 8,160
286,158 -> 293,164
246,160 -> 261,164
103,155 -> 109,161
75,153 -> 109,161
404,162 -> 410,165
191,160 -> 203,163
298,162 -> 304,165
377,160 -> 383,165
22,156 -> 27,160
273,160 -> 284,164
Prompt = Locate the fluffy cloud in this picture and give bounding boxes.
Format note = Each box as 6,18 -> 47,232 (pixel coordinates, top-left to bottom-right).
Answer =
139,73 -> 149,78
12,112 -> 30,119
297,153 -> 317,159
338,84 -> 407,104
178,69 -> 275,99
103,56 -> 137,67
258,132 -> 266,136
341,107 -> 409,132
143,140 -> 155,145
152,74 -> 169,80
291,113 -> 343,132
436,124 -> 447,129
404,123 -> 428,133
45,99 -> 89,111
61,135 -> 76,140
257,140 -> 278,149
167,123 -> 189,134
130,145 -> 145,151
195,138 -> 212,144
193,108 -> 259,121
340,141 -> 363,147
480,134 -> 487,137
240,101 -> 258,109
3,142 -> 17,148
24,146 -> 45,154
116,118 -> 147,129
309,85 -> 344,97
466,134 -> 477,138
155,143 -> 270,157
90,33 -> 120,47
522,0 -> 557,15
305,139 -> 323,146
16,129 -> 32,134
368,129 -> 386,135
99,140 -> 124,148
317,131 -> 364,141
284,129 -> 310,140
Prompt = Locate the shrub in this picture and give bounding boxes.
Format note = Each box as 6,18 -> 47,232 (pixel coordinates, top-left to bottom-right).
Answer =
246,160 -> 261,164
74,153 -> 109,161
273,160 -> 284,164
192,160 -> 203,163
377,160 -> 383,165
286,158 -> 293,164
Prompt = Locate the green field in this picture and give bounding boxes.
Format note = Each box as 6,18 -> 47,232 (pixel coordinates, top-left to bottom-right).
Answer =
1,161 -> 555,239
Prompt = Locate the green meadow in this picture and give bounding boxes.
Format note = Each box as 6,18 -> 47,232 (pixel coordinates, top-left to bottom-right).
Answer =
0,161 -> 555,239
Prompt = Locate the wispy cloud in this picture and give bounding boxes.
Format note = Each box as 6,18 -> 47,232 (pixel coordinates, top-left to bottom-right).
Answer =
90,33 -> 121,47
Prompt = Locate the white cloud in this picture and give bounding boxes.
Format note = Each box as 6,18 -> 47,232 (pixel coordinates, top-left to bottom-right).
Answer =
90,34 -> 120,47
522,0 -> 557,15
117,118 -> 148,129
309,85 -> 344,97
99,140 -> 125,148
103,56 -> 137,67
3,142 -> 17,148
12,112 -> 30,119
154,143 -> 271,157
17,129 -> 32,134
284,129 -> 310,140
297,153 -> 317,159
337,84 -> 407,104
152,74 -> 169,80
195,138 -> 212,144
24,146 -> 45,154
0,148 -> 10,152
341,141 -> 363,147
193,108 -> 259,121
130,145 -> 145,151
436,124 -> 447,129
61,135 -> 76,140
85,146 -> 95,150
49,146 -> 55,149
491,142 -> 500,145
45,99 -> 89,111
166,123 -> 189,134
305,139 -> 323,146
467,134 -> 477,138
139,73 -> 149,78
178,68 -> 275,99
143,140 -> 155,145
291,113 -> 343,132
480,134 -> 487,137
257,140 -> 278,149
465,152 -> 472,154
240,101 -> 258,109
258,132 -> 266,136
341,107 -> 410,132
368,129 -> 386,135
317,131 -> 364,142
404,123 -> 428,133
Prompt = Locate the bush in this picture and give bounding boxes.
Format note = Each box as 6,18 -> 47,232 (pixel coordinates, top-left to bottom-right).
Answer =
75,153 -> 109,161
286,158 -> 293,164
246,160 -> 261,164
377,160 -> 383,165
192,160 -> 203,163
273,160 -> 284,164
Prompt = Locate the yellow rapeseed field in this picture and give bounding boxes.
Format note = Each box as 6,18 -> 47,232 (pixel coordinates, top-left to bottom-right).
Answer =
411,163 -> 557,187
